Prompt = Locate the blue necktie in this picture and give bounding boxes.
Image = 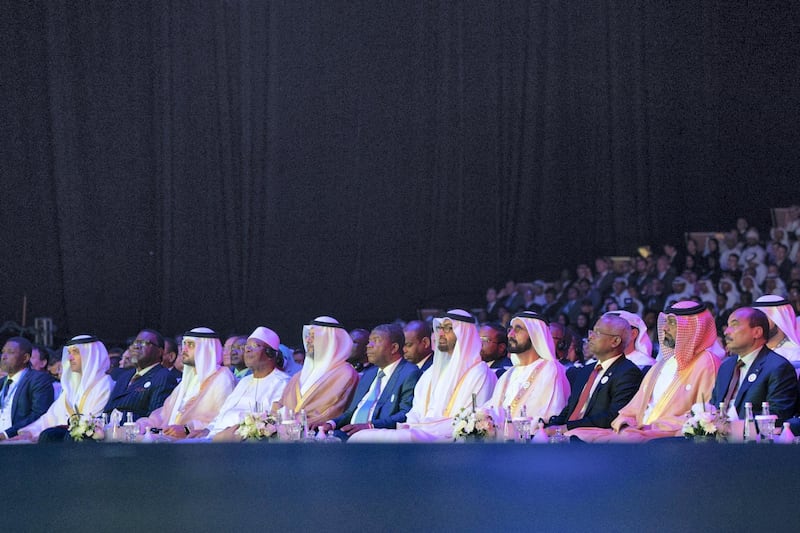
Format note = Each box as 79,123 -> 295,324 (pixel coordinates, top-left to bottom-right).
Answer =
352,370 -> 385,424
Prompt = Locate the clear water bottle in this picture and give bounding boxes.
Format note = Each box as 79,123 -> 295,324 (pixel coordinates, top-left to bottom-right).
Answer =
503,405 -> 514,442
715,402 -> 729,442
743,402 -> 757,443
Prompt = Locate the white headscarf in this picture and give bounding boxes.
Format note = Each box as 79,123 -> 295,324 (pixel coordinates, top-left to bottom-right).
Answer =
695,279 -> 718,307
299,316 -> 352,395
508,311 -> 557,365
170,327 -> 223,424
606,310 -> 655,367
61,335 -> 110,406
755,295 -> 800,347
718,278 -> 740,310
424,310 -> 484,417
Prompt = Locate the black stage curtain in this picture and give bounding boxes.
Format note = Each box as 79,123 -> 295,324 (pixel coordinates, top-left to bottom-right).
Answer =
2,2 -> 799,344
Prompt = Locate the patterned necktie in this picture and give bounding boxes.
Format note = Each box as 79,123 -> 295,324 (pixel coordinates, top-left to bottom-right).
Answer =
723,359 -> 745,407
569,364 -> 602,422
352,370 -> 385,424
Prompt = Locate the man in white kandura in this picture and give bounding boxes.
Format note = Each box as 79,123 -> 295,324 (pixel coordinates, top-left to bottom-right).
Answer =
15,335 -> 113,442
754,295 -> 800,364
483,311 -> 570,430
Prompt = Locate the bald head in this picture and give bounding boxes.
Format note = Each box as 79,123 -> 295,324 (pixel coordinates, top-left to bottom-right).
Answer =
587,315 -> 629,362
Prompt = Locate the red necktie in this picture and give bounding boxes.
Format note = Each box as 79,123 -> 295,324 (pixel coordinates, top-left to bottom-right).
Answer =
569,363 -> 602,421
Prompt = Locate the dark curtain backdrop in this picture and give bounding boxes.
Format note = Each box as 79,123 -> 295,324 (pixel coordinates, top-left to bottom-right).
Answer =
2,1 -> 799,345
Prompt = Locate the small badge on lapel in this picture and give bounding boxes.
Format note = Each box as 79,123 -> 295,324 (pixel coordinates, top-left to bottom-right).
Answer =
600,376 -> 609,385
390,394 -> 395,402
747,374 -> 756,383
144,381 -> 152,389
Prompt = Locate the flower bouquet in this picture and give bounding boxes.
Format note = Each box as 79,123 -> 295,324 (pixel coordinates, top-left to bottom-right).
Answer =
682,402 -> 725,441
68,411 -> 105,442
235,412 -> 279,441
452,407 -> 495,442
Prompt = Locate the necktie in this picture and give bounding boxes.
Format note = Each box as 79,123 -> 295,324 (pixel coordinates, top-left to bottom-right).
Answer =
352,370 -> 385,424
0,378 -> 13,409
569,364 -> 602,422
128,372 -> 142,388
722,359 -> 745,407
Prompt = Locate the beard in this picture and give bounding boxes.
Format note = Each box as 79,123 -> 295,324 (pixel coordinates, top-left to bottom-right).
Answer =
508,338 -> 532,353
663,336 -> 676,349
768,325 -> 779,339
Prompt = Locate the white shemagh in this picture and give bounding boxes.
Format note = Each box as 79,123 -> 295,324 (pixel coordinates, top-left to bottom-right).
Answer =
299,316 -> 352,395
607,310 -> 655,367
423,310 -> 484,418
170,327 -> 223,424
755,295 -> 800,348
507,311 -> 558,365
61,335 -> 110,406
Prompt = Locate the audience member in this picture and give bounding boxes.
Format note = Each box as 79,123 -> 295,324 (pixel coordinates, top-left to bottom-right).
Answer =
135,327 -> 235,439
16,335 -> 113,442
402,320 -> 434,372
711,307 -> 797,424
200,327 -> 290,441
479,322 -> 511,378
276,317 -> 358,428
552,314 -> 642,431
484,311 -> 570,427
103,329 -> 178,421
0,337 -> 55,440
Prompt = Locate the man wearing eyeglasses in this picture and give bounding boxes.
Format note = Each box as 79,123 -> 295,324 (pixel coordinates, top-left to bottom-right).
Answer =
549,314 -> 641,432
103,329 -> 178,421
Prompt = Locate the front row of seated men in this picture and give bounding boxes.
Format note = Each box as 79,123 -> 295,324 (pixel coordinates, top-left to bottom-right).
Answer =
2,298 -> 799,443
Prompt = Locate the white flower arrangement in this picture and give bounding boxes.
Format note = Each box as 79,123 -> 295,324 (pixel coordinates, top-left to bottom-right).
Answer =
682,402 -> 722,438
452,407 -> 496,441
68,410 -> 105,442
235,412 -> 279,441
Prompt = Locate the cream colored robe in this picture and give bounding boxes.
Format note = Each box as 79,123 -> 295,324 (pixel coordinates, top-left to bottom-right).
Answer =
139,366 -> 235,431
277,362 -> 358,428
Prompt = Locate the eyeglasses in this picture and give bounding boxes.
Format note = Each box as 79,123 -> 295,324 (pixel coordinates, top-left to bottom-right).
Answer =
588,329 -> 619,339
131,340 -> 158,349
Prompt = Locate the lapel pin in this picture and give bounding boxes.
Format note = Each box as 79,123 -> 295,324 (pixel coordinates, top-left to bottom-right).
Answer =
747,374 -> 756,383
144,381 -> 152,389
600,376 -> 609,385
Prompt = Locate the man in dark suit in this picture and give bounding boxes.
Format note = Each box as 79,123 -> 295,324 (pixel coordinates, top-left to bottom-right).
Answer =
711,307 -> 797,424
162,337 -> 182,382
549,314 -> 642,430
320,323 -> 421,441
103,329 -> 178,420
402,320 -> 434,373
0,337 -> 55,439
479,323 -> 512,378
